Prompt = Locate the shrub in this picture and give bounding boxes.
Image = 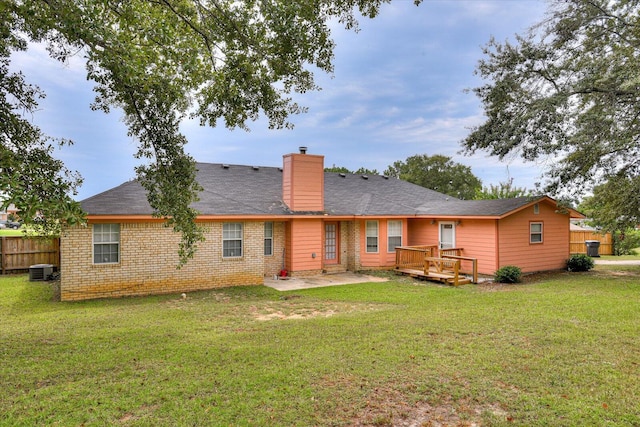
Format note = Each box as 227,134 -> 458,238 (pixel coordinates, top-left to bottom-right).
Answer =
614,229 -> 640,256
494,266 -> 522,283
567,254 -> 594,272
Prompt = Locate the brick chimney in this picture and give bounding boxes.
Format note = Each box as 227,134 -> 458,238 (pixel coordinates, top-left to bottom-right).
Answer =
282,147 -> 324,211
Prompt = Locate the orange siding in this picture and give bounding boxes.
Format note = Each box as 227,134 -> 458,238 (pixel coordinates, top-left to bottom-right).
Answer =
498,201 -> 570,273
408,218 -> 499,275
282,156 -> 293,208
407,219 -> 438,245
282,153 -> 324,211
454,219 -> 499,275
359,219 -> 403,268
287,219 -> 323,274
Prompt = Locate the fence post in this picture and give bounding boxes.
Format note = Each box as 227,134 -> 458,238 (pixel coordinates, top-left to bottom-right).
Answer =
1,236 -> 5,275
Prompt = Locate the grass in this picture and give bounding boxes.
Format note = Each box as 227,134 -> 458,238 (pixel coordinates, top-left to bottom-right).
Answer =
600,248 -> 640,261
1,267 -> 640,426
0,228 -> 24,237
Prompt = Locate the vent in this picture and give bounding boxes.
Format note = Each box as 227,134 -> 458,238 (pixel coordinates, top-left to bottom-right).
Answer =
339,173 -> 346,178
361,175 -> 369,180
29,264 -> 54,281
252,166 -> 259,171
222,164 -> 230,169
382,176 -> 389,180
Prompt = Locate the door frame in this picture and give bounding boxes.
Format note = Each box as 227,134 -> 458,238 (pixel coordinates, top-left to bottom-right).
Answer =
438,221 -> 456,249
324,221 -> 340,265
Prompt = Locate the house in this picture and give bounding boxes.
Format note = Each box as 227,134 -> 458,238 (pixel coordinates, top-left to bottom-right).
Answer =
60,148 -> 582,301
0,203 -> 18,221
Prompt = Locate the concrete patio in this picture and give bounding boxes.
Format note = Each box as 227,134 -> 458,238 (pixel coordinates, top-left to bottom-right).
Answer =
264,272 -> 388,291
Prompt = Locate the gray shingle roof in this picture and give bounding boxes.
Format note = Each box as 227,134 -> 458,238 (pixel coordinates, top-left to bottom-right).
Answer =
81,162 -> 542,217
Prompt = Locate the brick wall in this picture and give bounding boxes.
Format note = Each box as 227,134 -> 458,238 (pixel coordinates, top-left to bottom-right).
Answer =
264,221 -> 286,277
61,221 -> 264,301
351,220 -> 361,270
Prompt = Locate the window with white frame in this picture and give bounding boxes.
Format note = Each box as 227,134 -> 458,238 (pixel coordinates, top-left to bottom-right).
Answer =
264,222 -> 273,256
93,223 -> 120,264
366,221 -> 378,253
530,222 -> 543,243
387,220 -> 402,252
223,223 -> 243,257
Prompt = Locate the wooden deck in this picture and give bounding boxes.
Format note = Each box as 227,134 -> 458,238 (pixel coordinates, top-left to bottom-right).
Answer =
395,246 -> 477,286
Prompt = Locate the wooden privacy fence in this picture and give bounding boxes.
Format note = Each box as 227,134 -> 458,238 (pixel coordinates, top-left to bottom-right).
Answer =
570,231 -> 612,255
0,236 -> 60,274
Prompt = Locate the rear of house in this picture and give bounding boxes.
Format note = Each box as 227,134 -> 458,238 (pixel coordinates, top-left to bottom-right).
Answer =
60,149 -> 581,301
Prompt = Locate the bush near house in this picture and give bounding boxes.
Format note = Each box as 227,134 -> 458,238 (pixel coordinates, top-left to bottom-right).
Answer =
494,265 -> 522,283
567,254 -> 595,272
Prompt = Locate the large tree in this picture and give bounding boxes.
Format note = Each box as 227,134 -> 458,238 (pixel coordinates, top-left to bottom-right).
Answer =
384,154 -> 481,200
462,0 -> 640,224
2,0 -> 418,264
578,177 -> 640,231
474,178 -> 533,200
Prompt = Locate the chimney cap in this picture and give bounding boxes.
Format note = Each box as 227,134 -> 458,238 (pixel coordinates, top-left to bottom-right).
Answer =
299,146 -> 307,154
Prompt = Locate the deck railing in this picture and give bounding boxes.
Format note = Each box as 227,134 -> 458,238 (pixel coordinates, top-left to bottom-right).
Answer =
440,254 -> 478,284
395,245 -> 438,270
395,245 -> 478,284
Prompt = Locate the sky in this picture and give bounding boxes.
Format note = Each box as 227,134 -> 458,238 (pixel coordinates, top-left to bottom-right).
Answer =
11,0 -> 550,201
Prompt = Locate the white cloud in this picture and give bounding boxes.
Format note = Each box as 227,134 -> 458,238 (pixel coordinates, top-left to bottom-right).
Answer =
6,0 -> 550,199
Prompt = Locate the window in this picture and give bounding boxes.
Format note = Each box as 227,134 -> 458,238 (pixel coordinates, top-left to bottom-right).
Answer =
264,222 -> 273,256
366,221 -> 378,253
530,222 -> 543,243
93,224 -> 120,264
387,220 -> 402,252
223,223 -> 243,257
533,203 -> 540,214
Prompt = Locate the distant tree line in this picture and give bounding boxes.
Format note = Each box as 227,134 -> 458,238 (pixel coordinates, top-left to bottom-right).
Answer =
326,154 -> 534,200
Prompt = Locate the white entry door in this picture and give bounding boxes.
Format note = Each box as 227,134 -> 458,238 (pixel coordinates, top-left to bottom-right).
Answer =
439,222 -> 456,249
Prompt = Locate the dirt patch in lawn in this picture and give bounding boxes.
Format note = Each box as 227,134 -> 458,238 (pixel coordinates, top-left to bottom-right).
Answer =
477,270 -> 571,291
316,374 -> 509,426
251,299 -> 388,321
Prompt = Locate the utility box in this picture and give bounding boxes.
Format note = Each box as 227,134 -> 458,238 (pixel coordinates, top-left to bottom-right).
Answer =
29,264 -> 54,281
585,240 -> 601,257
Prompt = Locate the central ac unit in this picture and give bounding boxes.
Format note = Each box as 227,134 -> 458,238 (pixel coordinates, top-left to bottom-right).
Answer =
29,264 -> 54,281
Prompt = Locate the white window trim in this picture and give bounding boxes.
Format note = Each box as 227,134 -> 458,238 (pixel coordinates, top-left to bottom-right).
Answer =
365,220 -> 379,253
530,222 -> 543,244
264,222 -> 273,256
223,223 -> 243,258
387,220 -> 402,252
92,223 -> 120,264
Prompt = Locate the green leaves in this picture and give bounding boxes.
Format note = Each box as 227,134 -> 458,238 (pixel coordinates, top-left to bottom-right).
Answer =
384,154 -> 481,200
464,0 -> 640,211
2,0 -> 405,264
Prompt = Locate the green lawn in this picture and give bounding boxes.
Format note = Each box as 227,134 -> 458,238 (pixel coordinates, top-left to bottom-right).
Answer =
600,248 -> 640,261
0,228 -> 24,237
2,267 -> 639,426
